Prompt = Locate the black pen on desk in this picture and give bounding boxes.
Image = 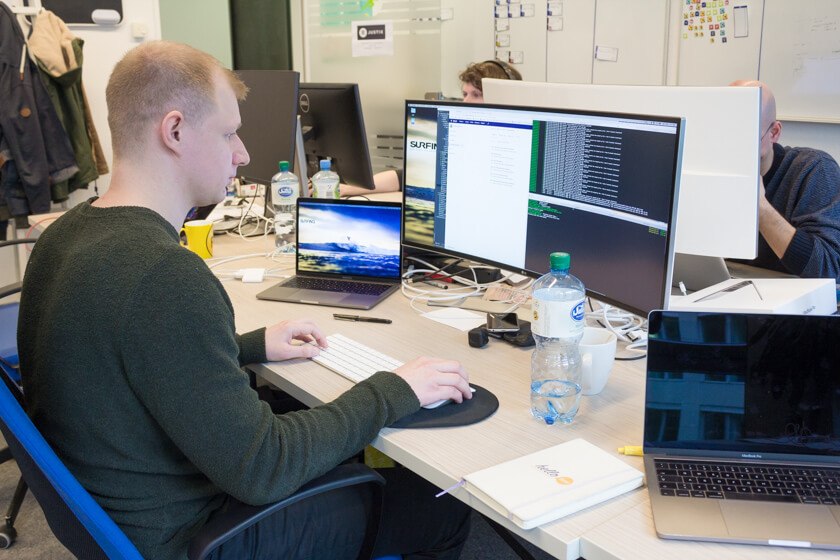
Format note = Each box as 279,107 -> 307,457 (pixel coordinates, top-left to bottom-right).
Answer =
333,314 -> 392,324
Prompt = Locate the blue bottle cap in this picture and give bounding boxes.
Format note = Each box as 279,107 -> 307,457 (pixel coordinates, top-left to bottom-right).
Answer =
319,159 -> 331,171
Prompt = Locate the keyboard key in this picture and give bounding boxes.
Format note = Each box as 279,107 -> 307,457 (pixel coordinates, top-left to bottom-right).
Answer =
723,492 -> 799,503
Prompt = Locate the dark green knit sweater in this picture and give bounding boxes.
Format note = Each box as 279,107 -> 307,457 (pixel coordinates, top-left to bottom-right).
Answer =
18,201 -> 420,560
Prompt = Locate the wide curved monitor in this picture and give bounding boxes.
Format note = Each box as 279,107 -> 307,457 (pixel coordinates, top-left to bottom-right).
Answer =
403,100 -> 685,316
483,80 -> 761,259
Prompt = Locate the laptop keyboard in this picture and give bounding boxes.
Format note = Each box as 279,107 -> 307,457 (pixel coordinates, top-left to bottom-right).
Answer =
311,334 -> 404,383
285,276 -> 393,296
655,459 -> 840,505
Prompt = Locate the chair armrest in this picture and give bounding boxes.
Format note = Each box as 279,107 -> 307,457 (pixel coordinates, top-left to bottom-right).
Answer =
188,463 -> 386,560
0,239 -> 36,249
0,283 -> 22,301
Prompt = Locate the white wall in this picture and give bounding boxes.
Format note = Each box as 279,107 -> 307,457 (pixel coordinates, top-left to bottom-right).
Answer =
66,1 -> 162,205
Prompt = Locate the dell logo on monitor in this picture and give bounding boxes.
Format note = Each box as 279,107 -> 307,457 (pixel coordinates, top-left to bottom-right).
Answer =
299,93 -> 310,113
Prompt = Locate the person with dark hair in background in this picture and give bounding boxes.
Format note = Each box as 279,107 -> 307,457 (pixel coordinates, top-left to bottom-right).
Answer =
731,80 -> 840,280
459,59 -> 523,103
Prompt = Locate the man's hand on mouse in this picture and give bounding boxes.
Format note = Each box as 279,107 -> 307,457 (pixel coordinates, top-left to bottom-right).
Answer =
394,357 -> 471,408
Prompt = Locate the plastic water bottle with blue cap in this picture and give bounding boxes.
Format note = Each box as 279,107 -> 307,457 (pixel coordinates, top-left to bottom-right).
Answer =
530,252 -> 586,425
310,159 -> 340,199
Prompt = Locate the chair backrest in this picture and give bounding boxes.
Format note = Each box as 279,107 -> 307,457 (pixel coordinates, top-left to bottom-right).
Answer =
0,357 -> 144,559
0,300 -> 21,384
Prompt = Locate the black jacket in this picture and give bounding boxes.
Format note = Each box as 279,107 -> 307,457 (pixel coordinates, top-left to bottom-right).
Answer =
0,2 -> 77,216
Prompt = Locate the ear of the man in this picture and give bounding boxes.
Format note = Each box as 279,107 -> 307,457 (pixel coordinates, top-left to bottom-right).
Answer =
770,120 -> 783,143
160,110 -> 185,154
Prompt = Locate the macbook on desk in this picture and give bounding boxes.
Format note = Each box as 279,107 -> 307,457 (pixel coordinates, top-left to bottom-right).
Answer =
644,310 -> 840,551
257,198 -> 402,310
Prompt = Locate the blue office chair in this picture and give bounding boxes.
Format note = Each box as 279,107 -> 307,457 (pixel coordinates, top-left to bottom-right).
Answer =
0,364 -> 393,559
0,238 -> 37,547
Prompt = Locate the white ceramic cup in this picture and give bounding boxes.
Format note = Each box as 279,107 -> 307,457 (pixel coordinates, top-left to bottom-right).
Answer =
580,327 -> 618,395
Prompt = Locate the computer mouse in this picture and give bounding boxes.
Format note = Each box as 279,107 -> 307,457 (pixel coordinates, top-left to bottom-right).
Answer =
422,387 -> 476,410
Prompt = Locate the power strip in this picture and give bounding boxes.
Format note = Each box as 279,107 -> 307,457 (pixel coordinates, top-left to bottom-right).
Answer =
237,182 -> 265,198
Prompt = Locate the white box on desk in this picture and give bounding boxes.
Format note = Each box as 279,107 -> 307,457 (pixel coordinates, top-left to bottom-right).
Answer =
668,277 -> 836,315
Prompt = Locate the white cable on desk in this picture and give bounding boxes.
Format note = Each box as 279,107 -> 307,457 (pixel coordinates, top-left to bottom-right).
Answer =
206,252 -> 272,270
584,300 -> 647,343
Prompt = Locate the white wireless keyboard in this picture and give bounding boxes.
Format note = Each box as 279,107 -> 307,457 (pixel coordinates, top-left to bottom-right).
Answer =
311,333 -> 404,384
310,334 -> 467,409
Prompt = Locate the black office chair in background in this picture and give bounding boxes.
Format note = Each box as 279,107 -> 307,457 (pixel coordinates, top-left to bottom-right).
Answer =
0,238 -> 392,559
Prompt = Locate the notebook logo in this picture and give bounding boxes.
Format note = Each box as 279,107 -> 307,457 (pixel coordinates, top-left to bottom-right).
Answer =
536,464 -> 574,485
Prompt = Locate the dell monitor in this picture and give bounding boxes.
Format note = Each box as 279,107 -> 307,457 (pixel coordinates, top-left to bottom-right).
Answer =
482,80 -> 761,260
235,70 -> 300,186
403,100 -> 685,316
297,83 -> 375,189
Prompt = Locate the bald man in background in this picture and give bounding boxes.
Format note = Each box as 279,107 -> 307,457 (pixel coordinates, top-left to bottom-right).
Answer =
731,80 -> 840,280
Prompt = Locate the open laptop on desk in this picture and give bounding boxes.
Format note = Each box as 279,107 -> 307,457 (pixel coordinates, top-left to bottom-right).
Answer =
644,310 -> 840,550
257,198 -> 402,309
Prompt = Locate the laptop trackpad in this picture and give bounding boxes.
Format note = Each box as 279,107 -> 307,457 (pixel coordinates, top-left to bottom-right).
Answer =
721,501 -> 840,542
295,290 -> 345,305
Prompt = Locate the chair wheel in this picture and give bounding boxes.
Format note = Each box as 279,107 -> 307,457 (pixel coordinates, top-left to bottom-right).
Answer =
0,525 -> 16,548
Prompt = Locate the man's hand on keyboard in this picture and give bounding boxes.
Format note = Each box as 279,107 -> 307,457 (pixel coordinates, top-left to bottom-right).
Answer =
394,357 -> 472,408
265,320 -> 328,361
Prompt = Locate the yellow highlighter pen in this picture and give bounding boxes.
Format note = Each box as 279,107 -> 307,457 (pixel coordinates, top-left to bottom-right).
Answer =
617,445 -> 643,456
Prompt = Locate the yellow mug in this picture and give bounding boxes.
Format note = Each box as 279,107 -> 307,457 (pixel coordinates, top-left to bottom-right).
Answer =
180,219 -> 213,259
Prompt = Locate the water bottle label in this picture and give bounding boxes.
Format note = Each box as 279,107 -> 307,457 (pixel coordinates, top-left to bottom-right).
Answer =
278,185 -> 295,198
313,182 -> 334,198
532,298 -> 585,338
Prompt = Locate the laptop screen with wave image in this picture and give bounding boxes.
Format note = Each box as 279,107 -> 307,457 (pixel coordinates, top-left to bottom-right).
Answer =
257,198 -> 403,310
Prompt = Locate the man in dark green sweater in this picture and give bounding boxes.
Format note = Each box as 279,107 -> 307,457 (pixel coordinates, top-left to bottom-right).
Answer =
18,41 -> 472,560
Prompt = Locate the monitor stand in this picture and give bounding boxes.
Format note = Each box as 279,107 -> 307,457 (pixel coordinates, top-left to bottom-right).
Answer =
671,253 -> 731,293
293,115 -> 308,197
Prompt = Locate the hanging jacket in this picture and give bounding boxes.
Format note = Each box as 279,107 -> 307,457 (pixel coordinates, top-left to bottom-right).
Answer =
29,9 -> 108,202
0,2 -> 77,216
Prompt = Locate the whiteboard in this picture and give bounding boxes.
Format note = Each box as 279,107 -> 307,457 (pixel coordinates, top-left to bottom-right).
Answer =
484,80 -> 762,259
592,0 -> 669,85
759,0 -> 840,122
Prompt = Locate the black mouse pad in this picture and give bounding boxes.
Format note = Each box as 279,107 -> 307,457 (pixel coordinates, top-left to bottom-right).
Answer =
390,384 -> 499,429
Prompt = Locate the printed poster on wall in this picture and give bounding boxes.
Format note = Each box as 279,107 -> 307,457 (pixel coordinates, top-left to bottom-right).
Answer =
351,20 -> 394,57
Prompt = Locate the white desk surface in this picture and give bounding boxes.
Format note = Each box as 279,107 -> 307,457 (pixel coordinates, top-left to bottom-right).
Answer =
212,233 -> 834,560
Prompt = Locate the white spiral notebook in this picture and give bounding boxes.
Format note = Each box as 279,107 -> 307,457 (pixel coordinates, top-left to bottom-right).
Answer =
463,439 -> 644,529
